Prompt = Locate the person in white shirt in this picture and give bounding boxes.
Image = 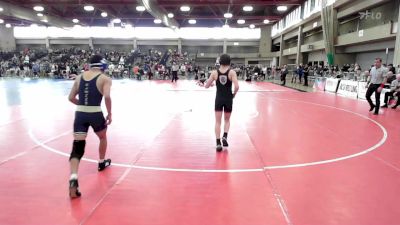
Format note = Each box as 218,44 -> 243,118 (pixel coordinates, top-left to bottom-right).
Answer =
51,63 -> 56,74
366,58 -> 388,115
180,64 -> 186,76
119,56 -> 125,66
261,66 -> 267,80
24,55 -> 30,64
271,65 -> 276,79
108,64 -> 115,78
171,62 -> 179,83
66,64 -> 71,76
382,74 -> 400,109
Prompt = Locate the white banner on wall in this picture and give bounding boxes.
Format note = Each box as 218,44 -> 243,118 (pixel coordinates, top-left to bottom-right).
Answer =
357,82 -> 368,100
313,77 -> 327,91
378,89 -> 390,106
337,80 -> 359,98
358,82 -> 389,106
325,78 -> 340,93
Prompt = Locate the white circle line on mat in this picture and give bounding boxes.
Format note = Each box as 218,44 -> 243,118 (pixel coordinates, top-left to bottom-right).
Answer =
28,99 -> 387,173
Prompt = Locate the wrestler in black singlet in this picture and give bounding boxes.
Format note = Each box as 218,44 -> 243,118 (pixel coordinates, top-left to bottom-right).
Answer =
215,69 -> 233,112
73,73 -> 107,134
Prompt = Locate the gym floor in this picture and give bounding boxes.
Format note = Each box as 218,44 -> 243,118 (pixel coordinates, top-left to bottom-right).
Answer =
0,78 -> 399,225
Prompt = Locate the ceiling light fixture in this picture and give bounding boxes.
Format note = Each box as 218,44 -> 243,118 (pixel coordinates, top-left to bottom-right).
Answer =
180,6 -> 190,12
101,12 -> 108,17
154,19 -> 162,24
5,23 -> 11,28
188,19 -> 196,24
0,7 -> 3,12
37,13 -> 43,17
243,5 -> 253,12
237,19 -> 245,24
84,5 -> 94,11
263,19 -> 270,24
136,6 -> 146,11
33,6 -> 44,12
249,24 -> 255,29
112,18 -> 121,23
72,19 -> 79,23
234,42 -> 239,46
0,19 -> 4,24
168,13 -> 174,18
224,13 -> 233,18
277,6 -> 288,11
41,19 -> 48,23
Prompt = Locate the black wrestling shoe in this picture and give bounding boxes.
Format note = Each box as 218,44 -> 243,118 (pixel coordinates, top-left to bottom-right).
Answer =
369,105 -> 376,112
373,112 -> 379,115
222,137 -> 229,147
216,144 -> 223,152
392,105 -> 398,109
69,179 -> 81,198
98,159 -> 112,171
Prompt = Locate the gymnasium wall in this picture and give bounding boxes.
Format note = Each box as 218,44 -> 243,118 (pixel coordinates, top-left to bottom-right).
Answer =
303,31 -> 323,44
338,1 -> 398,35
307,50 -> 326,64
16,44 -> 46,51
182,46 -> 223,54
138,45 -> 177,53
355,51 -> 394,70
0,26 -> 16,51
336,39 -> 395,69
195,58 -> 217,66
50,44 -> 90,50
231,58 -> 246,65
227,46 -> 259,54
284,40 -> 298,49
93,44 -> 133,52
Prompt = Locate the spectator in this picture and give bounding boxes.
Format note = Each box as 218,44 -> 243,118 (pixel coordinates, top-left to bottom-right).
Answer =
382,74 -> 400,109
304,64 -> 310,86
281,65 -> 288,86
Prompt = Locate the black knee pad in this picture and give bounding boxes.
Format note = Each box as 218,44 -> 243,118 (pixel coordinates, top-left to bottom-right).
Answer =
69,140 -> 86,161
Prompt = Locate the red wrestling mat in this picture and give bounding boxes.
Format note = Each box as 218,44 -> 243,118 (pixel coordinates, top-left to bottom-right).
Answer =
0,80 -> 399,225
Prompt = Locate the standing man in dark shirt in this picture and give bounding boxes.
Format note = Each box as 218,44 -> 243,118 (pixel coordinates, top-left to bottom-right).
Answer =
304,64 -> 310,86
281,65 -> 288,86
